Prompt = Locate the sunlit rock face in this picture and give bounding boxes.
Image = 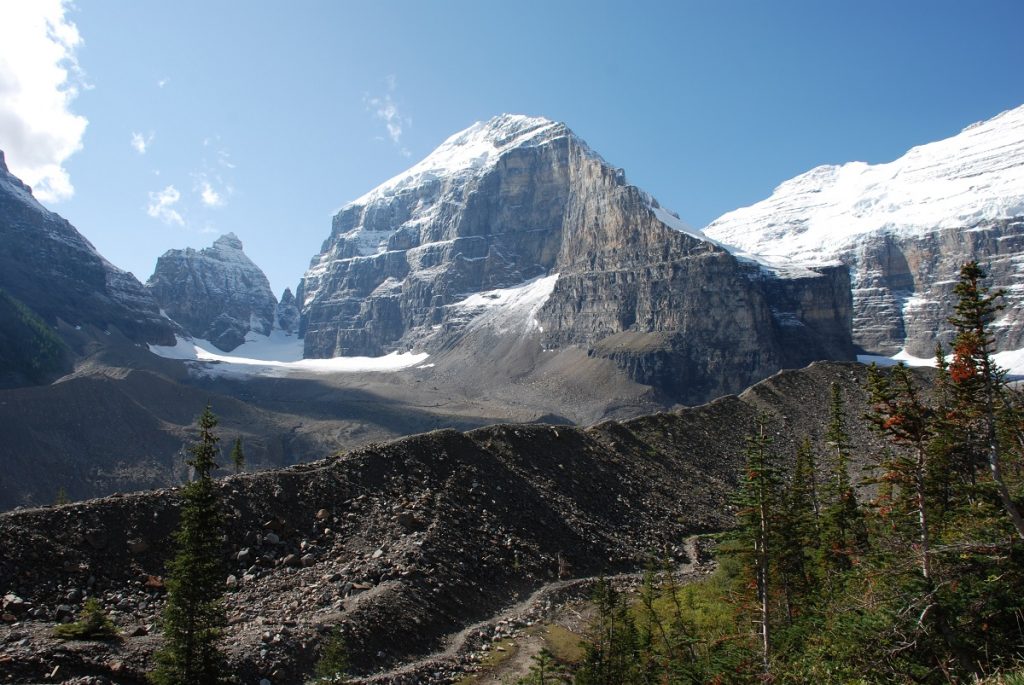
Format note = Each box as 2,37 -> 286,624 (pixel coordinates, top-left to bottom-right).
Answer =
705,105 -> 1024,357
299,114 -> 854,404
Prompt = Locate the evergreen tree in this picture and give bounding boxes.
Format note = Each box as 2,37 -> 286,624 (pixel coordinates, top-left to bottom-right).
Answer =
574,578 -> 639,685
151,404 -> 227,685
865,363 -> 935,580
312,627 -> 351,683
947,261 -> 1024,540
820,383 -> 866,575
230,437 -> 245,474
776,437 -> 820,620
733,414 -> 781,676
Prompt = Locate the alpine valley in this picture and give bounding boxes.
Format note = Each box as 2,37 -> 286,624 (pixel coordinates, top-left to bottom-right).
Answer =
2,108 -> 1024,509
1,103 -> 1024,682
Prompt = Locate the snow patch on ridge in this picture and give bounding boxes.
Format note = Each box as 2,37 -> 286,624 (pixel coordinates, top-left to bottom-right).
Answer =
149,330 -> 427,378
349,115 -> 564,209
445,273 -> 559,335
705,104 -> 1024,265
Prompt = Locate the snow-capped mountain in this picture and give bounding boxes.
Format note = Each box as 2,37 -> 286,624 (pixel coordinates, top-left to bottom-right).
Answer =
147,233 -> 280,352
299,114 -> 854,404
0,150 -> 174,350
705,105 -> 1024,356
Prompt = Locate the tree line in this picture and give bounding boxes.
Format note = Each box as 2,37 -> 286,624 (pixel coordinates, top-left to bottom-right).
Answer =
524,261 -> 1024,684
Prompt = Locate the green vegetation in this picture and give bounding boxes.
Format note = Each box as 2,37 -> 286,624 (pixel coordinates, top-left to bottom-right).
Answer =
310,627 -> 351,684
230,436 -> 245,474
53,598 -> 118,640
549,261 -> 1024,683
0,288 -> 66,384
151,405 -> 228,685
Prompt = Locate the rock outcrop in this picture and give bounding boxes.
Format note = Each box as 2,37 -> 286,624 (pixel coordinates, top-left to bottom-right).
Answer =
299,115 -> 854,404
0,150 -> 175,352
705,105 -> 1024,357
275,287 -> 300,334
147,233 -> 278,351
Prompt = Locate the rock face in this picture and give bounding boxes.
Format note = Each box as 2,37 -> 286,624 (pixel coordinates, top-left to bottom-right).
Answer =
0,150 -> 174,348
299,115 -> 854,404
275,287 -> 300,334
147,233 -> 278,351
704,105 -> 1024,357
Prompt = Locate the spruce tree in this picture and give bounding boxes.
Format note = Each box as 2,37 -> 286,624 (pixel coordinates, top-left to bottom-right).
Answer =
230,437 -> 245,474
152,404 -> 227,685
820,383 -> 866,575
948,261 -> 1024,540
734,414 -> 781,675
865,363 -> 935,580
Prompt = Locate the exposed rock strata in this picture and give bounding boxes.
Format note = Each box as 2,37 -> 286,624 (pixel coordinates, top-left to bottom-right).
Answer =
147,233 -> 278,351
299,116 -> 854,404
705,105 -> 1024,356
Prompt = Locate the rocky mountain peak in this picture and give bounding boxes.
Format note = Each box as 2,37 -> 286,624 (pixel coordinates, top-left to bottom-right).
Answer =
275,287 -> 300,334
299,116 -> 854,404
213,232 -> 244,251
147,234 -> 278,352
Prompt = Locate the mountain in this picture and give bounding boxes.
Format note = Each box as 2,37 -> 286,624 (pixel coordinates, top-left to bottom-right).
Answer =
299,115 -> 854,404
147,233 -> 279,351
704,105 -> 1024,357
0,150 -> 175,363
275,287 -> 300,334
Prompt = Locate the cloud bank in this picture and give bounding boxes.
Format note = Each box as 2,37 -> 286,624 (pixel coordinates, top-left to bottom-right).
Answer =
0,0 -> 88,202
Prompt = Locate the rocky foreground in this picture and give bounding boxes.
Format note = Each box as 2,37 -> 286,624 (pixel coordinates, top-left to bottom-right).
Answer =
0,362 -> 888,684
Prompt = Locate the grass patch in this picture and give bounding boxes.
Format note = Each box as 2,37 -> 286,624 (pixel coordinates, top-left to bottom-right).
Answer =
541,624 -> 584,664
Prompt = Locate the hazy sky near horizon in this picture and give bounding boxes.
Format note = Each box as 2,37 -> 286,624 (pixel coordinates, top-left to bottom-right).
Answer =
1,1 -> 1023,295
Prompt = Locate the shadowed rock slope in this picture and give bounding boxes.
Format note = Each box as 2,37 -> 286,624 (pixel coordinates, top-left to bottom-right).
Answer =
0,361 -> 893,684
0,150 -> 174,360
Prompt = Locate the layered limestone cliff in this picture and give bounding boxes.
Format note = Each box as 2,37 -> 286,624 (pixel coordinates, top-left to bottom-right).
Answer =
705,105 -> 1024,357
299,115 -> 854,403
147,233 -> 278,351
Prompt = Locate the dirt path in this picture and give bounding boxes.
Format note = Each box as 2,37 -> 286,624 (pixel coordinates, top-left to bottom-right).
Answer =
354,536 -> 712,684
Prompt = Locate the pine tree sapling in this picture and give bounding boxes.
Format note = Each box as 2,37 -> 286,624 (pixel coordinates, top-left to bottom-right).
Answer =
313,627 -> 351,683
230,436 -> 245,474
151,404 -> 228,685
53,597 -> 119,640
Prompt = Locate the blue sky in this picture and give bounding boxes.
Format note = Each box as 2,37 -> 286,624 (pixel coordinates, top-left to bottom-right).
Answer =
2,1 -> 1023,295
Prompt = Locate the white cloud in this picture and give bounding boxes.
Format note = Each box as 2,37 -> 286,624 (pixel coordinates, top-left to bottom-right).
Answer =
157,77 -> 169,88
147,185 -> 184,226
366,75 -> 411,151
130,131 -> 154,155
199,180 -> 223,207
0,0 -> 88,203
